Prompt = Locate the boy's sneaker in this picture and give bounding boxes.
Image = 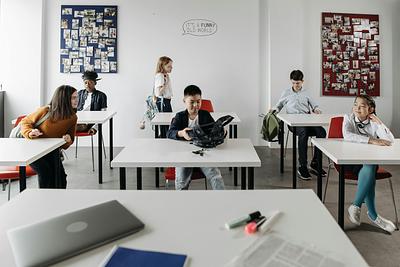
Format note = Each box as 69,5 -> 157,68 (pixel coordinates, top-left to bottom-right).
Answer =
297,166 -> 311,180
368,212 -> 396,233
309,161 -> 327,177
348,204 -> 361,226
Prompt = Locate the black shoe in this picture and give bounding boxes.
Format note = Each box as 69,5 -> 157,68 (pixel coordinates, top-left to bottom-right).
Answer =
297,166 -> 312,180
310,161 -> 327,177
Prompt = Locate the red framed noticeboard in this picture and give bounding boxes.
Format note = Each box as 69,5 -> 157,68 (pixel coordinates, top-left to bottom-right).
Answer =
321,12 -> 380,96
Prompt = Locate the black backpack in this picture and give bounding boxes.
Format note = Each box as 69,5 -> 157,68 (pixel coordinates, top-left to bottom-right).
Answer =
188,115 -> 234,148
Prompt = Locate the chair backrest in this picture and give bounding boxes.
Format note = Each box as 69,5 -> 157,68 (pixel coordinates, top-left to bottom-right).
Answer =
200,99 -> 214,112
14,115 -> 26,127
328,116 -> 344,139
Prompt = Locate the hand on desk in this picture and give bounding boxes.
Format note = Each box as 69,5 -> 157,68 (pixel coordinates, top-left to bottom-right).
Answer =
29,129 -> 43,138
178,128 -> 192,141
368,138 -> 392,146
63,134 -> 72,143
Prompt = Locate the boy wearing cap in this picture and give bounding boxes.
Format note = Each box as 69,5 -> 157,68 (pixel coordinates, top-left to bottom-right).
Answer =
77,71 -> 108,134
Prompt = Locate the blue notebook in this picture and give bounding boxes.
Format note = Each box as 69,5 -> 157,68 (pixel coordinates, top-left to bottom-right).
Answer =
102,246 -> 188,267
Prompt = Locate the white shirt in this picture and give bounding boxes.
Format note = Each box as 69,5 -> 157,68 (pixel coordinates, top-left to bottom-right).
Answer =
154,73 -> 173,98
83,92 -> 92,111
274,87 -> 320,114
342,113 -> 394,144
188,115 -> 199,128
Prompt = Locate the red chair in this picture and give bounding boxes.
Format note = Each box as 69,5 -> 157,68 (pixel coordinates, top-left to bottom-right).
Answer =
164,167 -> 207,189
200,99 -> 214,112
0,116 -> 37,200
323,116 -> 398,226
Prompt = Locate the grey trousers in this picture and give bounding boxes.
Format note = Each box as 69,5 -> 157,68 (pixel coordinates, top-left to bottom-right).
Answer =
175,167 -> 225,190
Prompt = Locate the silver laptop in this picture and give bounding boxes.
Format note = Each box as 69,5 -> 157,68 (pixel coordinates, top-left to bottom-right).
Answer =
7,200 -> 145,267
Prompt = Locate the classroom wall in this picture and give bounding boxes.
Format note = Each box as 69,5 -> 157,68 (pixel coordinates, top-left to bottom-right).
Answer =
392,1 -> 400,137
43,0 -> 261,147
0,0 -> 45,135
266,0 -> 400,147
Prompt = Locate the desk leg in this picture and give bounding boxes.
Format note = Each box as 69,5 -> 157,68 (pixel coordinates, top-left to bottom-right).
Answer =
292,126 -> 297,189
155,167 -> 160,188
98,123 -> 103,184
248,167 -> 254,190
109,117 -> 113,169
233,125 -> 238,185
280,121 -> 284,173
119,167 -> 126,190
137,167 -> 143,190
19,166 -> 26,192
155,125 -> 159,139
241,167 -> 247,190
229,125 -> 232,172
338,165 -> 345,229
317,147 -> 322,200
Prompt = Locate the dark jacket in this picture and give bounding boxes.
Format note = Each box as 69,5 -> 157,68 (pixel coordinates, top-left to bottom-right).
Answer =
167,109 -> 215,140
77,89 -> 107,111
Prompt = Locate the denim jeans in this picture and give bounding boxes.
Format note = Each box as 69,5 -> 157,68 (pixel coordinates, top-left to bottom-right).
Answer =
175,167 -> 225,190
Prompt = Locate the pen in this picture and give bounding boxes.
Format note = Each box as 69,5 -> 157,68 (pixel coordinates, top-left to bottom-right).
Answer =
258,210 -> 281,234
245,216 -> 267,234
225,211 -> 261,230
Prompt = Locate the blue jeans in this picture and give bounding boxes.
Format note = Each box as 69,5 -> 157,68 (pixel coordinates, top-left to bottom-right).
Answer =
175,167 -> 225,190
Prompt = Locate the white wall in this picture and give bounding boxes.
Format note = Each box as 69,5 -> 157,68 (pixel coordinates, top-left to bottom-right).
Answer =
266,0 -> 400,147
0,0 -> 44,135
392,1 -> 400,137
44,0 -> 261,147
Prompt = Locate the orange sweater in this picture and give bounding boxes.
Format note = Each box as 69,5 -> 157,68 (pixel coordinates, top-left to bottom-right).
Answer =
20,106 -> 77,149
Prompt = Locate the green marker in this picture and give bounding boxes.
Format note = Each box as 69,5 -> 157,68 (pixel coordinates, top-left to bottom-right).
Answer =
225,211 -> 262,229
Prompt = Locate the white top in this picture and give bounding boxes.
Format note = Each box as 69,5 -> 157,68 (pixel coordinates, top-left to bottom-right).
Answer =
311,138 -> 400,165
274,87 -> 320,114
277,113 -> 343,127
188,115 -> 198,128
111,138 -> 261,168
150,112 -> 241,126
154,73 -> 172,98
83,92 -> 92,111
0,189 -> 368,267
343,113 -> 394,144
0,138 -> 65,166
77,110 -> 117,124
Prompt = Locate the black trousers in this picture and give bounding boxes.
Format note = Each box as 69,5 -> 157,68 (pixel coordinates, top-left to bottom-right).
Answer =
289,126 -> 326,167
156,98 -> 172,138
30,149 -> 67,189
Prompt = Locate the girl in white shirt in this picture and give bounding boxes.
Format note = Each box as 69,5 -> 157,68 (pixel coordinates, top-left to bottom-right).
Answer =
154,56 -> 173,137
344,95 -> 396,232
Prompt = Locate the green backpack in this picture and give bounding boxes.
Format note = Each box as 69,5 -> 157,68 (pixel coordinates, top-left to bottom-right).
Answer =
260,111 -> 281,142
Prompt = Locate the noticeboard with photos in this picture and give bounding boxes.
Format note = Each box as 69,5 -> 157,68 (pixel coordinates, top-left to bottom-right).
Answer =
321,12 -> 379,96
60,5 -> 117,73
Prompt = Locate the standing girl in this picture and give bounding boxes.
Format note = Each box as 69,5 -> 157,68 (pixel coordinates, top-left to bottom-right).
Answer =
154,56 -> 173,138
20,85 -> 78,189
344,94 -> 396,232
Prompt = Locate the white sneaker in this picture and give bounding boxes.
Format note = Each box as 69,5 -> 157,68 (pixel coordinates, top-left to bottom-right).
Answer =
348,204 -> 361,226
368,212 -> 396,233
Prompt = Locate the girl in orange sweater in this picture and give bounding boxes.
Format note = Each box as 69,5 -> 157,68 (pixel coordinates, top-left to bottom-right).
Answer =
21,85 -> 78,188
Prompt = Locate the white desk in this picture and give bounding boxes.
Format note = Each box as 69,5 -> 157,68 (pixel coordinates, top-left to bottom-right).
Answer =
0,138 -> 65,191
111,138 -> 261,190
0,189 -> 368,267
77,111 -> 117,184
311,138 -> 400,229
276,114 -> 342,190
151,112 -> 242,187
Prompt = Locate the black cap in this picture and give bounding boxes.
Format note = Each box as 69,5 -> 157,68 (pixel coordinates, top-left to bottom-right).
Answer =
248,211 -> 262,221
82,71 -> 101,81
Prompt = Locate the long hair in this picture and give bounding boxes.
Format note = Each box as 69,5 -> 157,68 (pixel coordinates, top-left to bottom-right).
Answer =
49,85 -> 77,121
355,94 -> 376,114
155,56 -> 172,74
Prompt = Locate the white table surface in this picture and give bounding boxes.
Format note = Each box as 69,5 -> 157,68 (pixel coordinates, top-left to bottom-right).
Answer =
0,138 -> 66,166
277,113 -> 343,127
77,111 -> 117,124
150,112 -> 241,126
312,138 -> 400,165
0,189 -> 368,267
111,138 -> 261,168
